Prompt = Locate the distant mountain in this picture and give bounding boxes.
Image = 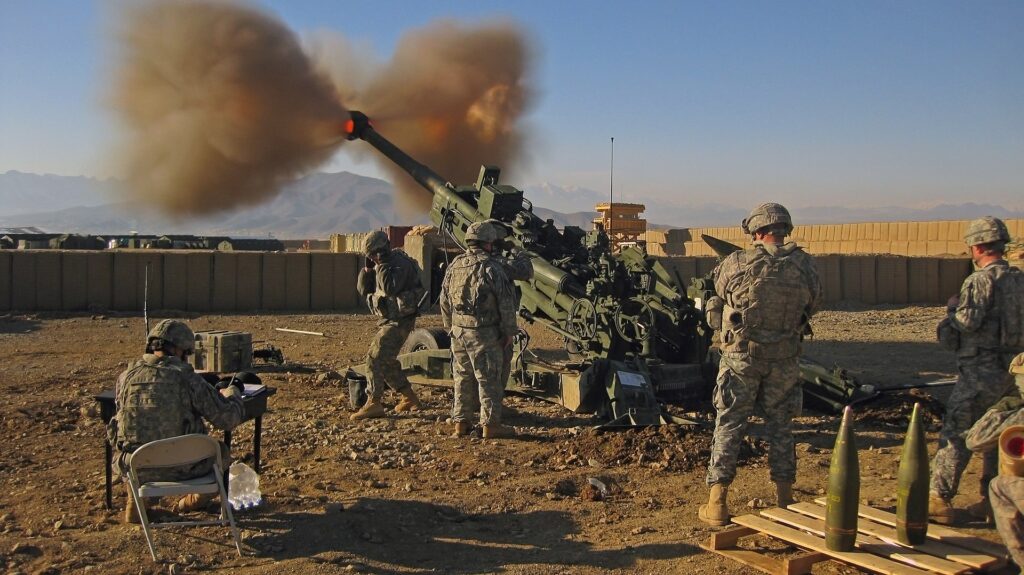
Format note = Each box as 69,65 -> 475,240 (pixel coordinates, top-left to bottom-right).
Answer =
0,170 -> 118,215
1,170 -> 1020,237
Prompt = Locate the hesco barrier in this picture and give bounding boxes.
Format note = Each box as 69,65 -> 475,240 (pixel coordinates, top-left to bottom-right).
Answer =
0,250 -> 976,311
0,250 -> 361,312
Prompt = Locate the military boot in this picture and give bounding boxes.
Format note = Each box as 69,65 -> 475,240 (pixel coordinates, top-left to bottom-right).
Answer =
394,387 -> 423,413
929,494 -> 957,525
350,400 -> 387,421
452,421 -> 472,437
698,483 -> 730,526
176,493 -> 214,513
775,482 -> 795,508
482,424 -> 515,439
124,493 -> 142,525
965,497 -> 993,524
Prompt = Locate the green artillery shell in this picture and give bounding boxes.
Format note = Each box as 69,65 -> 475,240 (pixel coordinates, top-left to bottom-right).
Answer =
896,402 -> 929,545
826,406 -> 860,551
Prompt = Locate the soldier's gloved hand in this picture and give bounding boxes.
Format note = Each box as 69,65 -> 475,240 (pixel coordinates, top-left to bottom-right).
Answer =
991,395 -> 1024,413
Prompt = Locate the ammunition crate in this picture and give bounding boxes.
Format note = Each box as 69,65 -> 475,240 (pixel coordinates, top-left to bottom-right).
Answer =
190,330 -> 252,373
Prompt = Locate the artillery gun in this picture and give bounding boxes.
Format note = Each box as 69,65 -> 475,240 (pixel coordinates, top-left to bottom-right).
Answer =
344,111 -> 875,425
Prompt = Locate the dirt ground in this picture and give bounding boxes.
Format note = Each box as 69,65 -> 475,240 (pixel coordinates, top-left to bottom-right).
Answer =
0,304 -> 1009,574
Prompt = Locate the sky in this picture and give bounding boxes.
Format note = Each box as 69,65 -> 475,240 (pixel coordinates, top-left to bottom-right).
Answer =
0,0 -> 1021,211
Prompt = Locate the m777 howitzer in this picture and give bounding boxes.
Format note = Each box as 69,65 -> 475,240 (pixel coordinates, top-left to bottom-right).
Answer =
343,111 -> 712,427
688,234 -> 879,413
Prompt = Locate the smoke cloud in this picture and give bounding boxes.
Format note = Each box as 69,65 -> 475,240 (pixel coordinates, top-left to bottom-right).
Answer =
311,20 -> 534,212
109,1 -> 534,217
110,0 -> 348,215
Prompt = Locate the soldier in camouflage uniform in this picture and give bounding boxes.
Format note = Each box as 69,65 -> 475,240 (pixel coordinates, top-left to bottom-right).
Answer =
108,320 -> 244,523
484,219 -> 534,388
700,203 -> 822,526
440,221 -> 520,439
352,231 -> 426,421
930,217 -> 1023,524
964,354 -> 1024,564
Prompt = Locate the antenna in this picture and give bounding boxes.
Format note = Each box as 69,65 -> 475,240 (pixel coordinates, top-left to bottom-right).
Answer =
609,137 -> 614,241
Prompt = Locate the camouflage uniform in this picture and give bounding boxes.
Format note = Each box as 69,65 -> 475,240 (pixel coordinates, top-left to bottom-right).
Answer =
358,248 -> 424,402
930,259 -> 1018,500
497,249 -> 533,387
966,353 -> 1024,567
440,246 -> 519,425
706,241 -> 822,486
109,353 -> 243,482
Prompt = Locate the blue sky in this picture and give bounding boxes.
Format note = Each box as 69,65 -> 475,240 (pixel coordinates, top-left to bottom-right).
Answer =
1,0 -> 1021,210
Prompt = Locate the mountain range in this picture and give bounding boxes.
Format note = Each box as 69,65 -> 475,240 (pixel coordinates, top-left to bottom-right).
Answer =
0,170 -> 1020,238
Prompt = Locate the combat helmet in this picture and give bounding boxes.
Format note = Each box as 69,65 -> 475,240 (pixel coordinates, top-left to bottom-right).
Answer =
482,219 -> 510,239
963,216 -> 1010,247
362,231 -> 390,257
741,203 -> 793,236
465,221 -> 500,243
147,319 -> 195,352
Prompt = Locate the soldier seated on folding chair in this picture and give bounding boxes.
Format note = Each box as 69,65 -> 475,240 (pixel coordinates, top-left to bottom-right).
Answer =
107,320 -> 244,523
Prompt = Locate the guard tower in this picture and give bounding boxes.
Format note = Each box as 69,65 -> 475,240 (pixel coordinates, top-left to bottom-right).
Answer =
593,203 -> 647,250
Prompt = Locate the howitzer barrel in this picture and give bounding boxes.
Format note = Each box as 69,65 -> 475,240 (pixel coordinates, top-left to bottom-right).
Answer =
345,111 -> 455,204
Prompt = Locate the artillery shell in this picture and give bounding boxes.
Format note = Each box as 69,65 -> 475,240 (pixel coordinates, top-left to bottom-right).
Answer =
825,406 -> 860,551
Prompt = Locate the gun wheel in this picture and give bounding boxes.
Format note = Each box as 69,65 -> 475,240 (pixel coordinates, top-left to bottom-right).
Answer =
613,298 -> 656,344
400,327 -> 452,353
566,298 -> 598,341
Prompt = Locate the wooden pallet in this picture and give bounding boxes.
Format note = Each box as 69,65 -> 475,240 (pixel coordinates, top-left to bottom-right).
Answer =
701,500 -> 1008,575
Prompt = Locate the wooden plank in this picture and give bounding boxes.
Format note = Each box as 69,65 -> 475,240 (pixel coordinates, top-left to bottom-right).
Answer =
709,526 -> 757,549
762,507 -> 970,574
732,514 -> 933,575
700,543 -> 816,575
787,502 -> 998,570
813,498 -> 1008,560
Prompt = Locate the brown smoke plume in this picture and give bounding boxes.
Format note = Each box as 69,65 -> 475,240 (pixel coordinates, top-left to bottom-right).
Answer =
110,0 -> 349,215
312,20 -> 534,212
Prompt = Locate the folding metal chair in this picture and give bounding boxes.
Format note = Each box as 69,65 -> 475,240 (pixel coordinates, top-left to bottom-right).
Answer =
125,434 -> 243,561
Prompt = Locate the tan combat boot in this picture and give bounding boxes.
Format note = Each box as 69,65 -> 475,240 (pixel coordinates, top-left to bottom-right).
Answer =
965,497 -> 993,524
350,400 -> 387,421
176,493 -> 214,513
124,493 -> 141,524
394,387 -> 423,413
775,482 -> 795,508
482,424 -> 515,439
452,421 -> 472,437
929,494 -> 957,525
699,483 -> 730,526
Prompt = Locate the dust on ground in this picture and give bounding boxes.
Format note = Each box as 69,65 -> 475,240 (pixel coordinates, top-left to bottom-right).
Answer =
0,304 -> 1005,574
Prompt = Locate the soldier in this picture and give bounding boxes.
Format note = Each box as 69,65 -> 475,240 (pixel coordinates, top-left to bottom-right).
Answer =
700,203 -> 822,526
352,230 -> 426,420
484,219 -> 534,388
964,354 -> 1024,564
440,221 -> 520,439
108,320 -> 244,523
930,216 -> 1023,524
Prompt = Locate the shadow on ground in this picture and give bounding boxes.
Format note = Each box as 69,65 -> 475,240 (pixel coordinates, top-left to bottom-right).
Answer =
241,497 -> 700,573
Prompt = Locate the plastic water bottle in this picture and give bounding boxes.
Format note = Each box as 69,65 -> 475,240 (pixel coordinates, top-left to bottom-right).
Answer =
228,462 -> 262,511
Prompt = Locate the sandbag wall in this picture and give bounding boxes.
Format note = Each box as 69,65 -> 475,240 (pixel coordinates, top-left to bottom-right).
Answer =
659,254 -> 973,305
0,250 -> 361,312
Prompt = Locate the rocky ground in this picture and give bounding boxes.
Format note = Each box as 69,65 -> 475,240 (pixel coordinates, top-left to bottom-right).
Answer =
0,304 -> 1009,574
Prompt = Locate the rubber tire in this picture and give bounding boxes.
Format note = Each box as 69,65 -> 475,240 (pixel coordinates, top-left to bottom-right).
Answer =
400,327 -> 452,354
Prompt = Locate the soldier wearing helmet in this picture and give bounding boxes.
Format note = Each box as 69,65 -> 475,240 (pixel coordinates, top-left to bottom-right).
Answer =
108,320 -> 244,523
351,230 -> 426,421
930,216 -> 1023,525
440,221 -> 520,439
700,203 -> 823,526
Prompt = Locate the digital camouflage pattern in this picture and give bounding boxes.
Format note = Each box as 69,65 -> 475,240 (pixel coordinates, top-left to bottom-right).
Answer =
931,260 -> 1021,500
707,240 -> 821,486
365,317 -> 416,401
741,203 -> 794,236
362,248 -> 424,400
496,249 -> 533,386
707,353 -> 803,485
440,247 -> 518,425
110,353 -> 243,482
963,216 -> 1011,247
989,476 -> 1024,568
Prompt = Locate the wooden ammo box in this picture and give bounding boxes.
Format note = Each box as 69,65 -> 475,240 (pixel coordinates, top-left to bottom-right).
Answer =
190,330 -> 253,373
